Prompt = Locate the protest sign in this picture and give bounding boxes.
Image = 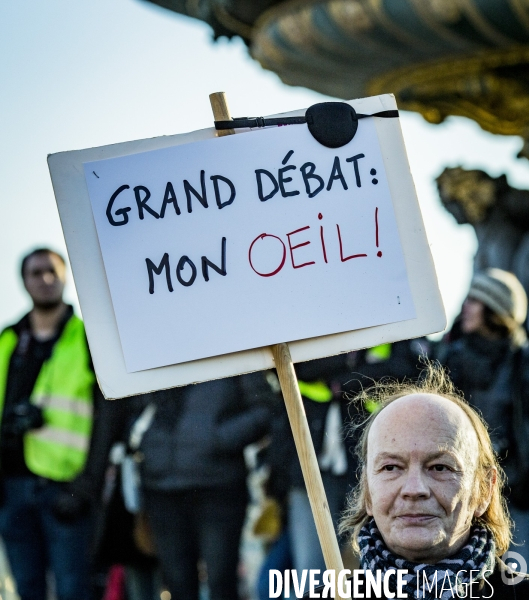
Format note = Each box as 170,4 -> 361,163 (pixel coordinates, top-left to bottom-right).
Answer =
48,93 -> 445,399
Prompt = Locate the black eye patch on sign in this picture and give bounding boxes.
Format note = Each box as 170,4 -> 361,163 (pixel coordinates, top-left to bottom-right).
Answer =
214,102 -> 399,148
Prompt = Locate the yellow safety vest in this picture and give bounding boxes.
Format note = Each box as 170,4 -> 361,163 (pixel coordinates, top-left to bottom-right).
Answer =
364,343 -> 392,413
298,344 -> 393,407
365,343 -> 392,363
298,380 -> 333,403
0,315 -> 95,481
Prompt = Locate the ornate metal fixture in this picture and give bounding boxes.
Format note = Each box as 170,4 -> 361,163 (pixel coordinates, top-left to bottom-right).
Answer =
144,1 -> 529,154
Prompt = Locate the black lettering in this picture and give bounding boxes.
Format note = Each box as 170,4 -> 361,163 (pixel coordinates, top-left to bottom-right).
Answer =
176,256 -> 197,287
346,153 -> 366,187
184,170 -> 208,213
134,185 -> 160,220
210,175 -> 236,209
106,185 -> 131,226
255,169 -> 279,202
282,150 -> 294,165
326,156 -> 348,191
145,253 -> 173,294
160,182 -> 181,217
300,163 -> 324,198
278,165 -> 300,198
202,237 -> 227,282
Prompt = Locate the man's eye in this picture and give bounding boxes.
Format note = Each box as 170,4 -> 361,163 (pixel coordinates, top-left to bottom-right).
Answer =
432,464 -> 449,472
383,465 -> 397,471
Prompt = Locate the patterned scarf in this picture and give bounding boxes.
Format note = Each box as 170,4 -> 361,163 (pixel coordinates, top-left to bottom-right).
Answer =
358,518 -> 496,599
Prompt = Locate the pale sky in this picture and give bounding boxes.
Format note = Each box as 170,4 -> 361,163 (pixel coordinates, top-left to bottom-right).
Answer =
3,0 -> 529,334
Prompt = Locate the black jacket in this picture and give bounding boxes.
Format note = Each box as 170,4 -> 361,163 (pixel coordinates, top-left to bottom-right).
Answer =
139,372 -> 272,491
436,334 -> 529,507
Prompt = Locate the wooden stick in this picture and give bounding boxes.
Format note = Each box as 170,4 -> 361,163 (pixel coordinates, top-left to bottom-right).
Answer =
209,92 -> 234,137
270,343 -> 346,575
209,91 -> 348,599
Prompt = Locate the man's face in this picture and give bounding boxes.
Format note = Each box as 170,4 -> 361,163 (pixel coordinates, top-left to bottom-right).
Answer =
23,252 -> 66,309
366,394 -> 490,564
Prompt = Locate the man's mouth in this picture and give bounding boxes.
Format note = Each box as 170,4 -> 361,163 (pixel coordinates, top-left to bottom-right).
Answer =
395,514 -> 437,524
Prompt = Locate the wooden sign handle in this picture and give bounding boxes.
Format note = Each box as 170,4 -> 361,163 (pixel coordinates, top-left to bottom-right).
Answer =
209,92 -> 234,137
209,91 -> 348,597
269,342 -> 346,575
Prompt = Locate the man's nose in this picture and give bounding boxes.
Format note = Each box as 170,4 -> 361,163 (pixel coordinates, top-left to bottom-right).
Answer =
400,466 -> 430,498
42,272 -> 56,285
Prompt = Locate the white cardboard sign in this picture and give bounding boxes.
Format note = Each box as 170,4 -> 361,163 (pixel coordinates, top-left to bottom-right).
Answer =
48,95 -> 445,398
84,116 -> 414,372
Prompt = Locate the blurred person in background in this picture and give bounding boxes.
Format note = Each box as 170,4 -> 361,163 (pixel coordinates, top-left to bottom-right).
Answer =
436,268 -> 529,564
0,248 -> 106,600
137,374 -> 272,600
90,393 -> 162,600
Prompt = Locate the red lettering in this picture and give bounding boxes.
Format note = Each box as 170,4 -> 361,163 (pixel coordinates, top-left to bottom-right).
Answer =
375,207 -> 382,257
286,226 -> 316,269
248,233 -> 286,277
320,225 -> 328,263
337,224 -> 367,262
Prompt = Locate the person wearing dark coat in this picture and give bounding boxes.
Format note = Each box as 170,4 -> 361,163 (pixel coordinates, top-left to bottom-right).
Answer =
138,373 -> 272,600
89,393 -> 162,600
436,268 -> 529,565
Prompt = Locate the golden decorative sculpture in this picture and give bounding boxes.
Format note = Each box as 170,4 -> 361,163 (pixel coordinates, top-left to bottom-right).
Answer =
436,167 -> 529,295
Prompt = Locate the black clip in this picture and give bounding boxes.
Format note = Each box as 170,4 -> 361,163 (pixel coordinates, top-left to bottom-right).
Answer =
214,102 -> 399,148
